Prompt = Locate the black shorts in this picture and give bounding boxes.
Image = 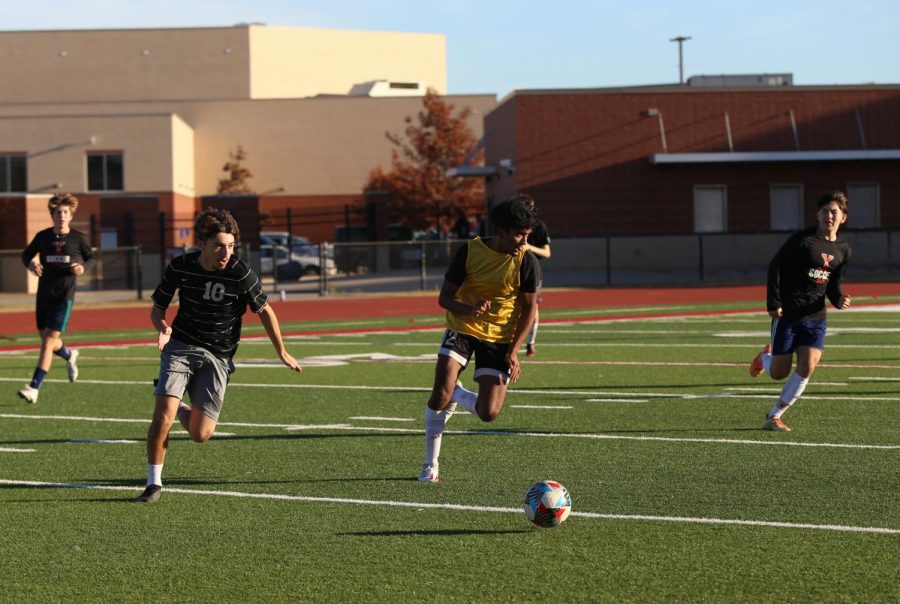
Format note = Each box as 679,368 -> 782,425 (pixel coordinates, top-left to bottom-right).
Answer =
36,297 -> 73,332
438,329 -> 511,383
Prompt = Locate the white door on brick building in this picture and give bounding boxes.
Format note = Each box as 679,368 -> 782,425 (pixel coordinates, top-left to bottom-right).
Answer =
693,185 -> 727,233
770,184 -> 803,231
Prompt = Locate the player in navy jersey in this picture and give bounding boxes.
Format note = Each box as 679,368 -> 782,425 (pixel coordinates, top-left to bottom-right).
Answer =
17,193 -> 94,404
137,208 -> 302,503
749,191 -> 851,432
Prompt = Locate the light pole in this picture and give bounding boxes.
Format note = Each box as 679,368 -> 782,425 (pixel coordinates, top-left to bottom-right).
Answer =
669,35 -> 691,84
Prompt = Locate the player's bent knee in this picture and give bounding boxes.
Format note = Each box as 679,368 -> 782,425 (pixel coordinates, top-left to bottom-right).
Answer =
769,367 -> 792,380
476,407 -> 501,422
189,429 -> 213,443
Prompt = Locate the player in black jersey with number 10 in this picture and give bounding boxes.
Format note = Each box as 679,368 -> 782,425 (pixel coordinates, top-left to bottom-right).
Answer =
749,191 -> 852,432
18,193 -> 94,405
137,208 -> 302,503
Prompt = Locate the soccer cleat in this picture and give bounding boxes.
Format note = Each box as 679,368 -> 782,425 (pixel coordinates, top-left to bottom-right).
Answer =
526,343 -> 536,357
17,385 -> 39,404
66,349 -> 80,382
418,464 -> 440,483
749,344 -> 771,377
763,416 -> 792,432
136,484 -> 162,503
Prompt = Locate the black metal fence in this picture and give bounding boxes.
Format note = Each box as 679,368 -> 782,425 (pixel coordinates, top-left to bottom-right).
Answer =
0,246 -> 144,299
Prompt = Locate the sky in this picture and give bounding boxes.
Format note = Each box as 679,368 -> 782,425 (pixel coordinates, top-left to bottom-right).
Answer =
5,0 -> 900,99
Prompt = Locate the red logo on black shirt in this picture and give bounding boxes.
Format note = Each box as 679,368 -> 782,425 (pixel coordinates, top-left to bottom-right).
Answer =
821,253 -> 834,267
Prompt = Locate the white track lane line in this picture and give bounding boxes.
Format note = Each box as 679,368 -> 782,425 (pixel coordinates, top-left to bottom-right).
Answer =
0,479 -> 896,535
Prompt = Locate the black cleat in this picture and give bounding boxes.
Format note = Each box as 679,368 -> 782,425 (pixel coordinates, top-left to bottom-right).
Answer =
136,484 -> 162,503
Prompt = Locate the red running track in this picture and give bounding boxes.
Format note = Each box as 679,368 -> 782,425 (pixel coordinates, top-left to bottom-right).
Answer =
2,283 -> 899,338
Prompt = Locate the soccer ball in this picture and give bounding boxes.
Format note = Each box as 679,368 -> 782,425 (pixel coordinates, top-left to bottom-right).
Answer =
524,480 -> 572,528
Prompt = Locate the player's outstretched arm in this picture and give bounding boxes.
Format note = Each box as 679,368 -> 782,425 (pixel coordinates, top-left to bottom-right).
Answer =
258,304 -> 302,373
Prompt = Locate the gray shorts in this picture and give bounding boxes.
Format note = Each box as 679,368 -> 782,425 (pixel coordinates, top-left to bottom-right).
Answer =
154,338 -> 234,421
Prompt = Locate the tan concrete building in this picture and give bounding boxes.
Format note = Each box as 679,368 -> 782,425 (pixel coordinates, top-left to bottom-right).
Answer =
0,25 -> 496,291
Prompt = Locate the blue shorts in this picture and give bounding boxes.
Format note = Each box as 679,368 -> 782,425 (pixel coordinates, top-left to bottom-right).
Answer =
36,298 -> 74,332
770,317 -> 827,355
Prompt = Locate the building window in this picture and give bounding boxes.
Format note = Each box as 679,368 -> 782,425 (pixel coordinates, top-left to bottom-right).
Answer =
693,185 -> 727,233
846,183 -> 879,229
87,152 -> 124,191
0,154 -> 27,193
770,184 -> 803,231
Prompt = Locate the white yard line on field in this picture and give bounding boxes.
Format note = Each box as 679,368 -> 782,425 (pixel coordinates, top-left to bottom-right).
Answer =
69,438 -> 141,444
0,479 -> 897,535
585,398 -> 648,403
349,416 -> 416,422
0,447 -> 35,453
509,405 -> 573,410
2,412 -> 897,450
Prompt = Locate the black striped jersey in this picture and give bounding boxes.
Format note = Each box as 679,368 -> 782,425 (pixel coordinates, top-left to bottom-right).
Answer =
21,228 -> 94,301
767,227 -> 851,321
152,251 -> 268,358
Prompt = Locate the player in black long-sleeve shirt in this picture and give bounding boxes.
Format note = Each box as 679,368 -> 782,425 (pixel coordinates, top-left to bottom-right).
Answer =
749,191 -> 852,431
17,193 -> 94,405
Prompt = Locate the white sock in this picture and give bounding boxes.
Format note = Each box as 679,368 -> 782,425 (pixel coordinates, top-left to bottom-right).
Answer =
424,406 -> 452,466
452,383 -> 478,415
762,351 -> 772,374
147,463 -> 163,487
769,372 -> 808,419
527,320 -> 539,346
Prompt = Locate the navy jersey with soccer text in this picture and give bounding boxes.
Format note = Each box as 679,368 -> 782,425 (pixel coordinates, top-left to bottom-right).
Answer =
21,228 -> 94,301
152,252 -> 268,358
767,227 -> 851,321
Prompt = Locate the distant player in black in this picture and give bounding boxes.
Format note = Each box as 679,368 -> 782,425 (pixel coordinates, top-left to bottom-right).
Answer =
137,208 -> 302,503
749,191 -> 851,432
523,196 -> 551,356
17,193 -> 94,405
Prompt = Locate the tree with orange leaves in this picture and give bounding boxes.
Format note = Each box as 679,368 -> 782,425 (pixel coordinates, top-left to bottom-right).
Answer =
365,90 -> 484,231
217,145 -> 254,195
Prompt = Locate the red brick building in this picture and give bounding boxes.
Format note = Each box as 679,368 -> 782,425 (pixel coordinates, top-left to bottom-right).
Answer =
484,85 -> 900,236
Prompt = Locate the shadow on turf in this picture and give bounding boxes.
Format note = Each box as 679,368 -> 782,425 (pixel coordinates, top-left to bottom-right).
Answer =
337,529 -> 529,537
0,423 -> 774,449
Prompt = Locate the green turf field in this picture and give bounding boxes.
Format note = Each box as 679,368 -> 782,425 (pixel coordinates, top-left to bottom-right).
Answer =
1,302 -> 898,602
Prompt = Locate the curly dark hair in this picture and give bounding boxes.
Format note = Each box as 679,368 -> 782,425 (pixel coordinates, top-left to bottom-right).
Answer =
490,194 -> 536,231
195,208 -> 241,243
818,190 -> 849,214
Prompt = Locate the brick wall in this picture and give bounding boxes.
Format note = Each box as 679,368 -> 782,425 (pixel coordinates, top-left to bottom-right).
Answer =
486,87 -> 900,236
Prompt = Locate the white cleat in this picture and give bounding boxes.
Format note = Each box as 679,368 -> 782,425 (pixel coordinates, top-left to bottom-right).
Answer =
66,349 -> 79,383
17,385 -> 39,405
418,464 -> 440,483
